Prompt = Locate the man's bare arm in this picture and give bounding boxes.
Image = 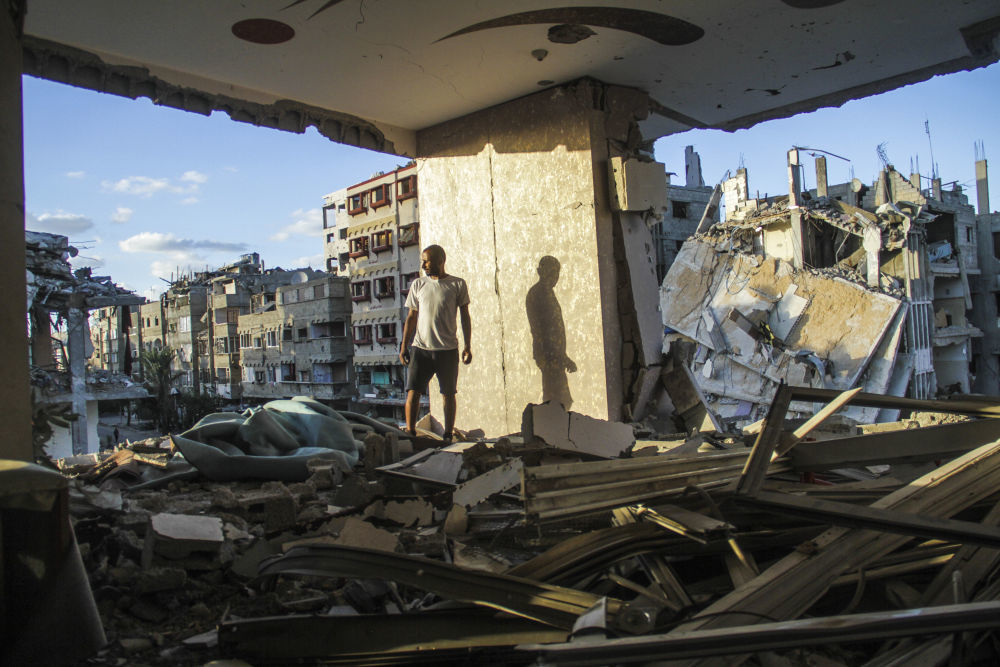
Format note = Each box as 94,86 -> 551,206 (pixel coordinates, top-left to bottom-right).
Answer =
399,308 -> 418,364
459,303 -> 472,364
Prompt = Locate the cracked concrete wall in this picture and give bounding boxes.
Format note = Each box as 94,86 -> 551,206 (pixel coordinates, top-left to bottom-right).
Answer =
415,81 -> 645,435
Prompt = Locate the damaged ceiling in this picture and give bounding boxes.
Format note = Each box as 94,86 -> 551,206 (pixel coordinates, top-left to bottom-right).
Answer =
21,1 -> 1000,154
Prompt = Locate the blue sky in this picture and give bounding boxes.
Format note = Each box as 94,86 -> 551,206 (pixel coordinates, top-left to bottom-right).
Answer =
23,61 -> 1000,298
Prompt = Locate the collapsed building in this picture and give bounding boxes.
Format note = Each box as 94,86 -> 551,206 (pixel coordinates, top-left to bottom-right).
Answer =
27,231 -> 147,457
660,149 -> 996,428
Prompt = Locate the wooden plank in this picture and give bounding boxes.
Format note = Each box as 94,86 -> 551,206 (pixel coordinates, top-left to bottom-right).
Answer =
670,438 -> 1000,638
786,386 -> 1000,417
735,382 -> 792,496
734,490 -> 1000,549
776,387 -> 862,458
788,418 -> 1000,471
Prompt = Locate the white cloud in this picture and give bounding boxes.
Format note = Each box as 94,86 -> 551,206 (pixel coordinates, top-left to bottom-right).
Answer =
269,208 -> 323,241
119,231 -> 247,255
180,170 -> 208,184
66,171 -> 85,179
101,170 -> 206,198
110,207 -> 133,224
291,253 -> 323,268
223,166 -> 238,173
26,210 -> 95,235
102,175 -> 172,197
180,197 -> 199,205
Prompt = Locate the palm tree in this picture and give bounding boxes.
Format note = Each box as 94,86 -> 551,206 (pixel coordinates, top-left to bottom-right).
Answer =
140,347 -> 182,431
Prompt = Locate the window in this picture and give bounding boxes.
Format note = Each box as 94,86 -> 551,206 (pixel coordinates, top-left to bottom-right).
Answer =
370,183 -> 390,209
313,283 -> 326,299
397,175 -> 417,200
339,228 -> 347,239
348,192 -> 366,215
327,257 -> 338,271
351,281 -> 371,302
281,362 -> 296,381
215,337 -> 230,354
372,230 -> 393,252
298,369 -> 312,383
267,367 -> 277,383
240,332 -> 252,348
154,317 -> 159,326
672,201 -> 689,219
217,367 -> 229,382
266,330 -> 278,347
353,325 -> 372,345
401,271 -> 419,295
312,363 -> 334,384
966,226 -> 974,243
331,321 -> 346,337
254,370 -> 265,384
375,276 -> 395,299
326,232 -> 336,244
377,322 -> 397,343
253,336 -> 263,349
296,327 -> 308,340
282,327 -> 293,341
178,316 -> 191,332
227,308 -> 240,324
399,223 -> 419,247
349,236 -> 369,258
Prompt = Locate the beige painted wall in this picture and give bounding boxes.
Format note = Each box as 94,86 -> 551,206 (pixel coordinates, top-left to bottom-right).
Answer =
415,83 -> 635,435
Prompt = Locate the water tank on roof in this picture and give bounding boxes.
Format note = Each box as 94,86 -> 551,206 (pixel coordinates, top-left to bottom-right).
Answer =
291,271 -> 311,284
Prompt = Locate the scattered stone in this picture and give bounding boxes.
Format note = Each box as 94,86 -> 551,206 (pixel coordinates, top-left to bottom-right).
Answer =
333,517 -> 399,552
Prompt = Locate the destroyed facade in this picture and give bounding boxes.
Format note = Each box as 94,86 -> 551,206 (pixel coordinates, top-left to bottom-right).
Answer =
661,148 -> 998,428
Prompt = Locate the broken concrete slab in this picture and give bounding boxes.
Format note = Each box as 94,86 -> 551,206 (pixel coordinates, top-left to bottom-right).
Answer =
522,401 -> 635,458
142,513 -> 224,568
452,459 -> 523,508
333,517 -> 400,553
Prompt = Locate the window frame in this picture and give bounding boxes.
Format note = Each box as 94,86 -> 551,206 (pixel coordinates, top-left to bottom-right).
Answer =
353,324 -> 372,345
397,175 -> 417,201
370,183 -> 391,209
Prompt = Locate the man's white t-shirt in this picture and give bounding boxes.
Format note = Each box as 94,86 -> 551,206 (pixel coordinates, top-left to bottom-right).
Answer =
405,275 -> 470,350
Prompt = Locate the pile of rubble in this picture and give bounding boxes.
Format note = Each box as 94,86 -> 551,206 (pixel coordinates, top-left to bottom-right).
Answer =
51,391 -> 1000,664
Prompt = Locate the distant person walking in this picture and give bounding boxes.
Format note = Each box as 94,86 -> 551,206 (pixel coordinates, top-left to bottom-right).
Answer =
399,245 -> 472,443
113,426 -> 120,445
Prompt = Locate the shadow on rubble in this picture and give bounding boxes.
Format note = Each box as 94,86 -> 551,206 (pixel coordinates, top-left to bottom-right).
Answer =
526,255 -> 576,411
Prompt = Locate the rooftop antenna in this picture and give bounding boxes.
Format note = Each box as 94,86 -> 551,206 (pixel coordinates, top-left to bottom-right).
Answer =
925,119 -> 938,179
876,142 -> 891,169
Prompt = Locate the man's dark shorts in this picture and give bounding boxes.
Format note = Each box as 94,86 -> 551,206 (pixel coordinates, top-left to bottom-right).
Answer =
406,347 -> 459,395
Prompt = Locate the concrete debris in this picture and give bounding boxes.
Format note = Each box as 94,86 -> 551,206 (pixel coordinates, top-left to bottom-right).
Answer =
522,401 -> 635,458
49,383 -> 1000,665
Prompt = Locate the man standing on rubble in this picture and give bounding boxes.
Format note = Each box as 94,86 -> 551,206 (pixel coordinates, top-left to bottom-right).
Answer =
399,245 -> 472,443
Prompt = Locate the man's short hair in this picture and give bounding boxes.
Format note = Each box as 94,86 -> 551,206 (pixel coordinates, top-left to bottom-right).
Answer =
423,244 -> 446,263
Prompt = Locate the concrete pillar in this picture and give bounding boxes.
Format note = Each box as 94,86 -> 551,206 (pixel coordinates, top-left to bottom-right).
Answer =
67,305 -> 90,454
415,80 -> 651,435
815,156 -> 828,198
932,177 -> 943,201
0,3 -> 31,461
910,172 -> 921,191
976,159 -> 990,215
787,149 -> 805,269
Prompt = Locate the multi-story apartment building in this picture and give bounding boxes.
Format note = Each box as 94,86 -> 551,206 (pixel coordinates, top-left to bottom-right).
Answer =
239,274 -> 353,405
162,280 -> 209,394
970,155 -> 1000,395
89,306 -> 132,374
337,164 -> 422,391
322,187 -> 349,274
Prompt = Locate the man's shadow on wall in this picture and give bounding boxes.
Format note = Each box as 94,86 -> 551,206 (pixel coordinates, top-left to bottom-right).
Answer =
526,256 -> 576,410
